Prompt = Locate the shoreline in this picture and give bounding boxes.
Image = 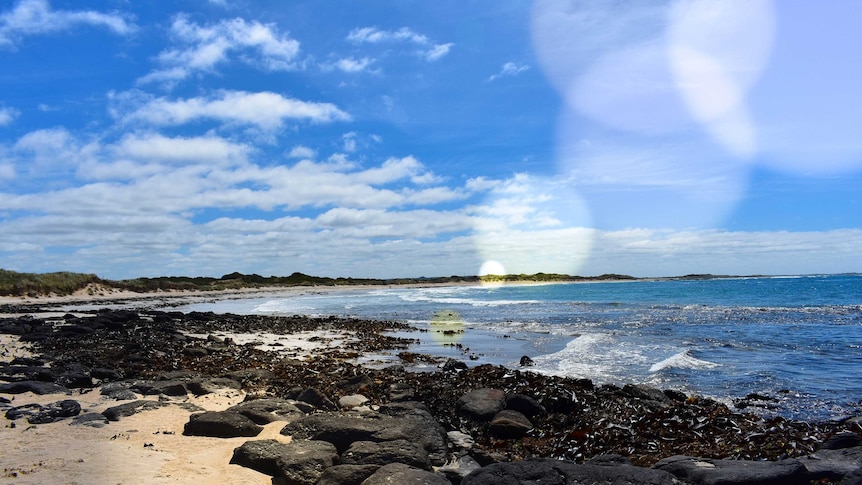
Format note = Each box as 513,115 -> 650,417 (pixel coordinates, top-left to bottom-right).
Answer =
2,300 -> 861,483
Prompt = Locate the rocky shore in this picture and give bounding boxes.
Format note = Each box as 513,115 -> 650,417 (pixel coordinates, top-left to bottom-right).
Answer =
2,307 -> 861,484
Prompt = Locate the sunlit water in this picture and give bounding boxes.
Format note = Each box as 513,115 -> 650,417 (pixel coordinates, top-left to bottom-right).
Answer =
178,274 -> 862,421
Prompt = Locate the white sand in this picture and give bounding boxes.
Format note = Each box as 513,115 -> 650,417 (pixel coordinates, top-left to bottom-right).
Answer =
0,388 -> 292,484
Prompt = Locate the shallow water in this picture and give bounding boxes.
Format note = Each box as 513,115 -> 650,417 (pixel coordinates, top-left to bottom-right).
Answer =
179,275 -> 862,421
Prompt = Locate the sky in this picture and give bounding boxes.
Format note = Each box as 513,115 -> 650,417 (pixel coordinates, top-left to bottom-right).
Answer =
1,0 -> 861,279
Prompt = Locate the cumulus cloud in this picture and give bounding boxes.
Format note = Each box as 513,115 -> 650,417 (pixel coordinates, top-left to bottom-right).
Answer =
120,90 -> 350,130
324,56 -> 375,73
113,133 -> 250,166
138,14 -> 300,86
0,0 -> 135,46
0,107 -> 19,125
287,145 -> 316,159
346,26 -> 453,62
487,61 -> 530,81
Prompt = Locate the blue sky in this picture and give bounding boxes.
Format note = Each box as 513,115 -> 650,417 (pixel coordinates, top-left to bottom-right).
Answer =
1,0 -> 861,279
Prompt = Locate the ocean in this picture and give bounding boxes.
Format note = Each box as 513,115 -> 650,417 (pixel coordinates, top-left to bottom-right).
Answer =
179,274 -> 862,421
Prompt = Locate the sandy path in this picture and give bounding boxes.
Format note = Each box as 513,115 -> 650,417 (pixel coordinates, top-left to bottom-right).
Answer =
1,388 -> 291,484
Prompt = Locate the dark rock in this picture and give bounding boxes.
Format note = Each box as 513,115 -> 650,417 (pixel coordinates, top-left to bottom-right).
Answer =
800,446 -> 862,481
841,468 -> 862,485
91,367 -> 122,380
315,464 -> 379,485
519,355 -> 534,366
274,440 -> 340,485
227,398 -> 303,424
102,400 -> 166,421
182,346 -> 208,357
663,389 -> 688,402
71,412 -> 109,428
0,380 -> 67,395
185,377 -> 241,396
230,438 -> 338,481
281,410 -> 448,465
58,371 -> 93,389
489,410 -> 533,439
223,368 -> 276,384
100,382 -> 138,401
297,387 -> 337,411
131,380 -> 187,396
464,457 -> 680,485
505,393 -> 547,418
586,454 -> 634,466
823,432 -> 862,450
388,382 -> 414,402
183,411 -> 263,438
653,455 -> 809,485
6,399 -> 81,424
361,463 -> 450,485
442,359 -> 468,372
458,388 -> 506,420
337,374 -> 375,393
341,439 -> 431,470
438,453 -> 482,483
622,384 -> 673,407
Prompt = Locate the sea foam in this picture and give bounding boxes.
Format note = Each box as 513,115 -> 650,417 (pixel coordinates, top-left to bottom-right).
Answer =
649,350 -> 720,373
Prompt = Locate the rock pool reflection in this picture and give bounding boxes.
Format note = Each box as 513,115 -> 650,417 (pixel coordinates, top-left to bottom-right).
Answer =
429,309 -> 465,346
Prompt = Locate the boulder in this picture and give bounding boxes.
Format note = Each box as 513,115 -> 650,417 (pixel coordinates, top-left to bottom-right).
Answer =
457,388 -> 506,420
653,455 -> 809,485
800,446 -> 862,481
360,463 -> 450,485
341,439 -> 431,470
388,382 -> 414,402
131,380 -> 187,397
230,439 -> 338,482
281,409 -> 448,465
183,411 -> 263,438
463,457 -> 680,485
230,439 -> 295,476
6,399 -> 80,423
71,413 -> 109,428
227,398 -> 303,424
102,400 -> 166,421
0,380 -> 67,395
505,393 -> 547,418
489,410 -> 533,439
185,377 -> 242,396
437,453 -> 482,483
297,388 -> 337,411
274,440 -> 340,485
339,394 -> 370,410
315,464 -> 379,485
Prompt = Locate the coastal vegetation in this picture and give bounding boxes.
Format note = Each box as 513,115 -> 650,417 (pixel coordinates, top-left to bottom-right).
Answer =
0,269 -> 643,297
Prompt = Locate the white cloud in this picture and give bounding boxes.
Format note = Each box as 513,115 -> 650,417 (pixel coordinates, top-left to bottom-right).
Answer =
113,133 -> 250,166
488,61 -> 530,81
329,57 -> 375,73
347,26 -> 429,45
0,107 -> 19,125
0,0 -> 135,46
346,26 -> 452,62
424,43 -> 453,61
0,162 -> 14,179
287,145 -> 316,159
122,90 -> 350,130
342,132 -> 357,152
138,14 -> 300,86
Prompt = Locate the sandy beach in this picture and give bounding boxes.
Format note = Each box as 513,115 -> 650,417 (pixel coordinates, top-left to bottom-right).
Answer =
2,292 -> 860,484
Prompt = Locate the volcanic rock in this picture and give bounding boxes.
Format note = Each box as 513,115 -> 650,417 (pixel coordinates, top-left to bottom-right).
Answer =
457,388 -> 506,420
341,439 -> 431,470
463,457 -> 680,485
653,455 -> 809,485
361,463 -> 450,485
183,411 -> 263,438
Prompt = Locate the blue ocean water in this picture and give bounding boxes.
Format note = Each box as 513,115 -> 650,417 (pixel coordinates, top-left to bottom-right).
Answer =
181,274 -> 862,420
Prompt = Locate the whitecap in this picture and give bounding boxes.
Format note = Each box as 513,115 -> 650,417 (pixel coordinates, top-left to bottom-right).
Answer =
649,350 -> 720,373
